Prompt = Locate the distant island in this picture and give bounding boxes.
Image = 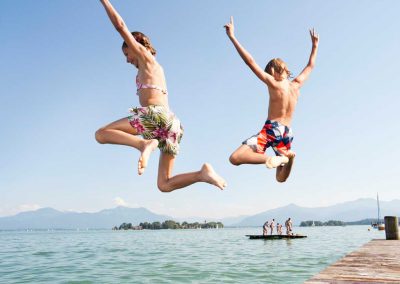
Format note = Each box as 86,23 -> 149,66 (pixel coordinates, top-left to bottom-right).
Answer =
113,220 -> 224,230
300,220 -> 346,227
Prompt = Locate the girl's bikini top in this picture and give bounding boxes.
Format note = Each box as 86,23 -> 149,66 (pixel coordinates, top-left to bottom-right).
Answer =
136,75 -> 168,96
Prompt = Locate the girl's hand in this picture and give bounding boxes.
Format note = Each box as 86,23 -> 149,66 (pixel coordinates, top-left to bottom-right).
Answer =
224,16 -> 235,39
310,28 -> 319,48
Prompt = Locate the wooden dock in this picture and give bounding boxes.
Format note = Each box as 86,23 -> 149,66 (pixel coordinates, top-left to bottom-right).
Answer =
305,239 -> 400,283
246,234 -> 307,240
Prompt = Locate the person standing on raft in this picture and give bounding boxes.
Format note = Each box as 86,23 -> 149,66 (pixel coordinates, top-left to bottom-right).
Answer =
263,221 -> 270,236
270,218 -> 275,235
95,0 -> 227,192
224,16 -> 319,182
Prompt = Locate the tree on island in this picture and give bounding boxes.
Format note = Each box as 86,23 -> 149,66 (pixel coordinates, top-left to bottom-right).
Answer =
119,222 -> 133,230
162,220 -> 180,229
152,221 -> 162,230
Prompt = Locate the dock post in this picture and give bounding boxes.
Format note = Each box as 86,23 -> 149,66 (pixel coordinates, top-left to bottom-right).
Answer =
384,216 -> 399,240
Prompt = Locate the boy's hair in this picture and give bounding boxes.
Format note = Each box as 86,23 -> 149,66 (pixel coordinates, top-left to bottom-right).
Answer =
264,58 -> 292,78
122,31 -> 156,56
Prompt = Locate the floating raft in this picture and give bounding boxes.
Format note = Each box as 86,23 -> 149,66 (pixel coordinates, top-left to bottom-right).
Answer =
246,234 -> 307,239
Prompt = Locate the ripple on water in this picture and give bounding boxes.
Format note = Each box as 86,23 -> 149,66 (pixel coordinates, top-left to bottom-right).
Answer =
32,251 -> 56,256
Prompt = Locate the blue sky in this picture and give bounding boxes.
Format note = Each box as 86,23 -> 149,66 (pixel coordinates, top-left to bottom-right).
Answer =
1,0 -> 399,218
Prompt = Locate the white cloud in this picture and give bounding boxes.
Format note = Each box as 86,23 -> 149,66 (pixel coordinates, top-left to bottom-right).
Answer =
114,197 -> 129,207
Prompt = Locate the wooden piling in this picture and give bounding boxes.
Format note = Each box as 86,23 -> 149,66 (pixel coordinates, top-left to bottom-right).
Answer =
385,216 -> 399,240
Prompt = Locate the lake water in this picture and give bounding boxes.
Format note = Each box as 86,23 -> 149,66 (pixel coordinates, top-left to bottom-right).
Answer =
0,226 -> 383,283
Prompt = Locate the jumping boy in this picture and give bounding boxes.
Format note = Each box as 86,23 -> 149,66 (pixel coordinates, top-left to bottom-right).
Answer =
224,17 -> 319,182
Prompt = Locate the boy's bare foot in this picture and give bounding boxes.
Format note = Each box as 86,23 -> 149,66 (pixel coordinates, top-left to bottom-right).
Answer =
200,163 -> 227,190
266,156 -> 289,169
138,139 -> 159,175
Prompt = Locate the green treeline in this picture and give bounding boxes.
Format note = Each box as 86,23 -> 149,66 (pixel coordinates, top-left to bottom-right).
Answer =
114,223 -> 141,230
114,220 -> 224,230
300,220 -> 346,227
140,220 -> 224,229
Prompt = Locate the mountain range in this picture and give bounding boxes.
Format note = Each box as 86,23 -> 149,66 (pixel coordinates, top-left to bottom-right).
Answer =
0,207 -> 171,230
0,198 -> 399,229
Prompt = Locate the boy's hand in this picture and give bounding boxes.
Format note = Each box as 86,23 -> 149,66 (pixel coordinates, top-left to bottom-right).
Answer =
310,28 -> 319,48
224,16 -> 235,39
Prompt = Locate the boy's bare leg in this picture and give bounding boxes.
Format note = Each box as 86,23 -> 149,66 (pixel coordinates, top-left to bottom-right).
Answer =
95,117 -> 158,175
230,145 -> 288,168
276,152 -> 295,183
157,153 -> 227,192
229,145 -> 266,165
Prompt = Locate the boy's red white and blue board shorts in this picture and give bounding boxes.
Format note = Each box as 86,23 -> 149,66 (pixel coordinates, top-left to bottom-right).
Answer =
242,120 -> 293,156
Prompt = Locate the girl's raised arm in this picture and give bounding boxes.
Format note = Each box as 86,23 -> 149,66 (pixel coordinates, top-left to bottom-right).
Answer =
293,28 -> 319,88
100,0 -> 148,59
224,17 -> 275,87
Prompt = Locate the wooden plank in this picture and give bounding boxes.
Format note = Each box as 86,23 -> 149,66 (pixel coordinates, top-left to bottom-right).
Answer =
305,239 -> 400,283
246,234 -> 307,239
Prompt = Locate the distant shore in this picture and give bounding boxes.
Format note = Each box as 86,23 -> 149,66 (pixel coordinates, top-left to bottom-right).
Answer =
113,220 -> 224,230
300,220 -> 346,227
300,218 -> 387,227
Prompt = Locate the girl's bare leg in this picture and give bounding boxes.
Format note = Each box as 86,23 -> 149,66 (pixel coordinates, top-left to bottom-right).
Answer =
157,153 -> 227,192
95,117 -> 158,175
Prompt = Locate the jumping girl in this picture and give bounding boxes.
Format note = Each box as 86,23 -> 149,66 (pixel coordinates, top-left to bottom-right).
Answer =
95,0 -> 226,192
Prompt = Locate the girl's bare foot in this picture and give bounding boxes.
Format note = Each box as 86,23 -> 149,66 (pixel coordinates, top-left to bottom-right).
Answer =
138,139 -> 159,175
200,163 -> 227,190
266,156 -> 289,169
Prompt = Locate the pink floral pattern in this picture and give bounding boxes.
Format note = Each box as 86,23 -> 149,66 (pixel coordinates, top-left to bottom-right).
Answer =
128,105 -> 183,156
129,118 -> 145,134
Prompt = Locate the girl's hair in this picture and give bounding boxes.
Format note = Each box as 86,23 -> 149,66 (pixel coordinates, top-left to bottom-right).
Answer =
264,58 -> 292,78
122,31 -> 156,56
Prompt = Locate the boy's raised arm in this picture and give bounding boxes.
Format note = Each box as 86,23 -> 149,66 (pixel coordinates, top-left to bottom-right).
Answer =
100,0 -> 147,59
224,17 -> 275,87
293,28 -> 319,88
